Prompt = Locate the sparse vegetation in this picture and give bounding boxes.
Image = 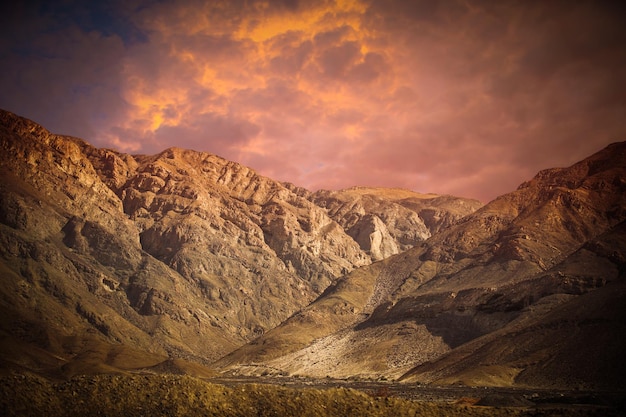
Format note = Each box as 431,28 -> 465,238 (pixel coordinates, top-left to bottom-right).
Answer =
1,373 -> 622,417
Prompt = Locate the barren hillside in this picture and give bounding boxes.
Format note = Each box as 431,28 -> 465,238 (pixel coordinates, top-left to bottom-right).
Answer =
0,109 -> 479,377
217,141 -> 626,390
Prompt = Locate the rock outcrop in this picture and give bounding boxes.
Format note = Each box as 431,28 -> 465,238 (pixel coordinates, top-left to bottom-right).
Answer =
308,187 -> 482,261
0,109 -> 479,376
218,141 -> 626,390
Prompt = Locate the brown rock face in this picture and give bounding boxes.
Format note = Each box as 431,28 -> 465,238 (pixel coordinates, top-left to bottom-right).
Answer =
0,110 -> 374,374
0,109 -> 481,376
309,187 -> 482,261
14,109 -> 624,391
219,142 -> 626,390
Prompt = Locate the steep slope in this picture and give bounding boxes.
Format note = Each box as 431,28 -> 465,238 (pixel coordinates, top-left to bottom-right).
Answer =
0,109 -> 371,376
308,188 -> 482,261
0,109 -> 482,378
217,142 -> 626,389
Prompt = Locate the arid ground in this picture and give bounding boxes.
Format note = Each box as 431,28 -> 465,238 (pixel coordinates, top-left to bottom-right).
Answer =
2,373 -> 624,416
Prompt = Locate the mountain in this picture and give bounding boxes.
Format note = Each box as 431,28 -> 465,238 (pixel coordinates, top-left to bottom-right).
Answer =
3,107 -> 624,391
216,141 -> 626,390
0,109 -> 479,378
308,187 -> 482,261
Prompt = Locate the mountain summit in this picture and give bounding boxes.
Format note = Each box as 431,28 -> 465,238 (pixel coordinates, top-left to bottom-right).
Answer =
0,109 -> 479,377
1,108 -> 624,391
217,141 -> 626,390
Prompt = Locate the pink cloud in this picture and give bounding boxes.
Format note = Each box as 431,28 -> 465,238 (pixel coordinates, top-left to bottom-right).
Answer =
0,0 -> 624,202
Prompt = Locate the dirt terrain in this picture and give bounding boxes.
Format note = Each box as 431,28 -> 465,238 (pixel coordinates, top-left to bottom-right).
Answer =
2,373 -> 624,417
211,375 -> 626,412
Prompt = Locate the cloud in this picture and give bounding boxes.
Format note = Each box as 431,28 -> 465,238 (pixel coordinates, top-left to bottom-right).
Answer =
0,2 -> 130,140
0,0 -> 624,202
269,36 -> 314,74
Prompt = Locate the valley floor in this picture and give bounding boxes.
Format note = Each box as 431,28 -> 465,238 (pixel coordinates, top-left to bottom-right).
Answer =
211,375 -> 626,411
1,373 -> 624,417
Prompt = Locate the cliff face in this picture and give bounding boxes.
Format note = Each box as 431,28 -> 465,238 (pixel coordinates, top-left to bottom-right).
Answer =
10,108 -> 624,390
309,188 -> 482,261
0,109 -> 479,376
218,142 -> 626,390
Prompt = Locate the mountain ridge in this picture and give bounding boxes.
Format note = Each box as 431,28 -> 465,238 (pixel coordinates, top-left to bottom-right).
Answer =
1,108 -> 624,391
0,109 -> 481,378
216,140 -> 626,390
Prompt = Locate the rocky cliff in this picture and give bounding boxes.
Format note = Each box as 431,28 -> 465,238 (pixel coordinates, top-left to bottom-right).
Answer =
217,141 -> 626,390
0,109 -> 479,377
5,108 -> 623,390
309,188 -> 482,261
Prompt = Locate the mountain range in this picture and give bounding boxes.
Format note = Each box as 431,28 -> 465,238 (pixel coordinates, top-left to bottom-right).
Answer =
0,109 -> 624,391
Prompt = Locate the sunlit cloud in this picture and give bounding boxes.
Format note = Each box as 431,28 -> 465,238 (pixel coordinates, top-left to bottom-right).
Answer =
1,0 -> 624,202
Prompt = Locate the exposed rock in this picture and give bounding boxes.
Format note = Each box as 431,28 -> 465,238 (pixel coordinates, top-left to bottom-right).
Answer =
0,109 -> 479,376
5,108 -> 624,391
348,214 -> 398,261
219,141 -> 626,390
0,109 -> 370,372
309,187 -> 482,260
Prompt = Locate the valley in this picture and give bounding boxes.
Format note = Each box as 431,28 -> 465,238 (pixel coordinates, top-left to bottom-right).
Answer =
2,372 -> 625,416
1,108 -> 625,415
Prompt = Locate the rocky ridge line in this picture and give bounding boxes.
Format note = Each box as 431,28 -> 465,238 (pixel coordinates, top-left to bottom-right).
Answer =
0,109 -> 481,376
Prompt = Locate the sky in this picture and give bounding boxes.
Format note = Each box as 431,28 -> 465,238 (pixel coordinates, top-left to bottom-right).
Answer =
1,0 -> 625,202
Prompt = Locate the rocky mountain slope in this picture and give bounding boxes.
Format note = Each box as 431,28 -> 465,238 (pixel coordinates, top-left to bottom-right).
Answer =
216,142 -> 626,390
307,187 -> 482,261
0,109 -> 478,377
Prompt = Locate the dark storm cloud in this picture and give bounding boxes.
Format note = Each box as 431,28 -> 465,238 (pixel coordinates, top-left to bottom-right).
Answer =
269,37 -> 314,74
154,113 -> 261,154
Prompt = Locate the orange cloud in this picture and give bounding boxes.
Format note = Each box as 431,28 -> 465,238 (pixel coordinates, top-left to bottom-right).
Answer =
2,0 -> 624,202
105,0 -> 398,160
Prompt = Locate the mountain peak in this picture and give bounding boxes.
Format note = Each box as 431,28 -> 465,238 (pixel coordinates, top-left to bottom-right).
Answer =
218,139 -> 626,389
0,110 -> 481,377
333,186 -> 441,200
